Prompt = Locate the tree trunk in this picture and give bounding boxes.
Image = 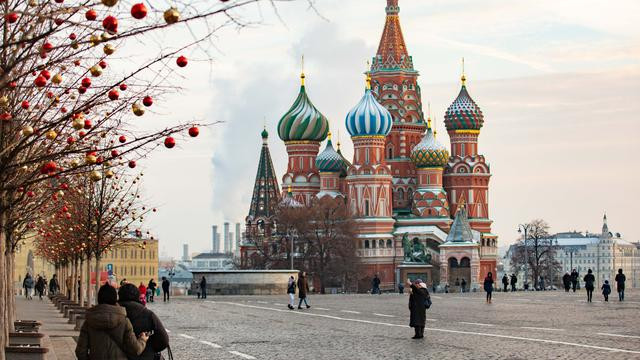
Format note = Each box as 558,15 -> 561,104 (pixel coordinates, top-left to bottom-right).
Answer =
86,257 -> 92,307
94,255 -> 101,300
0,204 -> 8,360
78,258 -> 84,306
7,251 -> 16,331
72,259 -> 78,302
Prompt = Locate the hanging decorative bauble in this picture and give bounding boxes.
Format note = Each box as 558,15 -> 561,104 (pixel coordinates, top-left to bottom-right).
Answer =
20,100 -> 30,109
81,77 -> 91,87
102,16 -> 118,33
71,41 -> 79,50
86,9 -> 97,20
0,96 -> 8,108
164,137 -> 175,148
52,74 -> 62,84
78,86 -> 87,94
163,8 -> 180,24
119,135 -> 127,143
72,118 -> 83,130
22,126 -> 34,136
111,149 -> 119,157
84,119 -> 92,129
5,13 -> 18,24
131,3 -> 148,19
119,83 -> 127,91
70,159 -> 80,167
27,191 -> 35,198
132,102 -> 144,116
85,155 -> 97,164
103,43 -> 115,55
34,75 -> 47,87
128,160 -> 136,168
89,35 -> 100,46
176,55 -> 188,67
108,89 -> 119,100
188,126 -> 199,137
99,60 -> 108,69
90,66 -> 102,77
42,42 -> 53,52
0,112 -> 12,121
105,170 -> 114,178
40,70 -> 51,80
66,136 -> 75,145
89,170 -> 102,182
142,96 -> 153,107
40,161 -> 57,174
45,130 -> 57,140
101,0 -> 118,7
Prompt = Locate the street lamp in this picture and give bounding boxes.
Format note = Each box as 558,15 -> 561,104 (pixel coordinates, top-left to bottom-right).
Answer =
518,224 -> 531,290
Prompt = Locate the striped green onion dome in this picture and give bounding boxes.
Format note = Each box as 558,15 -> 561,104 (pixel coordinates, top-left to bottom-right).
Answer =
278,79 -> 329,142
315,136 -> 346,172
444,82 -> 484,131
410,127 -> 449,168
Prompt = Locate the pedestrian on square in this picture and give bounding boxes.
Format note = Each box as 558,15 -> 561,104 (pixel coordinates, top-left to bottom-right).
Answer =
460,278 -> 467,293
510,274 -> 517,292
199,276 -> 207,299
484,272 -> 494,304
614,269 -> 625,301
147,279 -> 157,303
570,269 -> 578,292
407,279 -> 430,339
584,269 -> 595,303
372,274 -> 381,295
297,271 -> 311,309
118,284 -> 170,360
161,277 -> 170,302
35,275 -> 45,300
138,283 -> 147,306
538,276 -> 545,291
66,275 -> 72,299
562,272 -> 571,292
49,274 -> 59,295
23,273 -> 34,300
502,274 -> 509,292
601,280 -> 611,302
76,284 -> 148,360
398,282 -> 405,294
287,276 -> 296,309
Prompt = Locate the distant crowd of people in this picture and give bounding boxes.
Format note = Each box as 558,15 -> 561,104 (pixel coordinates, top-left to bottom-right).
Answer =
22,273 -> 59,300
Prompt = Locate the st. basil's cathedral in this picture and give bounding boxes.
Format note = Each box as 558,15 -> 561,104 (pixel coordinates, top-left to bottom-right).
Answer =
242,0 -> 498,291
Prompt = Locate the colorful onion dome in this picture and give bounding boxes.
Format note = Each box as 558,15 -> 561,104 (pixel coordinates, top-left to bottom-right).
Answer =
315,133 -> 346,172
345,77 -> 392,137
277,73 -> 329,142
444,76 -> 484,131
410,121 -> 449,168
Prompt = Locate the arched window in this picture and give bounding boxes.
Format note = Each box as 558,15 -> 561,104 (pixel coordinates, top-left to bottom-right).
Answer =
364,240 -> 370,248
372,239 -> 377,248
387,147 -> 393,159
460,257 -> 471,267
386,239 -> 393,248
397,188 -> 404,200
379,239 -> 385,248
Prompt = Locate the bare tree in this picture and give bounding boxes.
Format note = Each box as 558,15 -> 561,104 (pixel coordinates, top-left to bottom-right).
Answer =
510,219 -> 561,288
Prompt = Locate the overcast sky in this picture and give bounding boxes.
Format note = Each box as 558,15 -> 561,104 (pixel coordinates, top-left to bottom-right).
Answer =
136,0 -> 640,258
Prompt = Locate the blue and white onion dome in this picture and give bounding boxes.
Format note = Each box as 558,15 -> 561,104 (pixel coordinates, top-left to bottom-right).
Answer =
315,132 -> 346,172
410,119 -> 449,168
345,76 -> 392,137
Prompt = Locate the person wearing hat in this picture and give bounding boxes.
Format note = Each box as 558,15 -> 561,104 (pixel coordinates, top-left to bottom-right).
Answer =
407,279 -> 430,339
118,283 -> 170,360
76,284 -> 147,360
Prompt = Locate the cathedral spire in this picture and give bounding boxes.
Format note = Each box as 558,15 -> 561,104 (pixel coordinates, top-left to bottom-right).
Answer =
372,0 -> 412,71
248,129 -> 280,219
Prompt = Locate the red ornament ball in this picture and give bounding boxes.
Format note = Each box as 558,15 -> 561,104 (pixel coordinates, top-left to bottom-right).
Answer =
164,137 -> 176,148
21,100 -> 30,109
40,70 -> 51,80
108,89 -> 119,100
176,55 -> 188,67
111,150 -> 119,158
34,76 -> 47,87
5,13 -> 18,24
128,160 -> 137,168
119,135 -> 127,143
78,86 -> 87,94
102,16 -> 118,33
81,77 -> 91,87
131,3 -> 148,19
142,96 -> 153,107
99,60 -> 108,69
66,136 -> 75,145
188,126 -> 199,137
42,42 -> 53,52
84,119 -> 92,129
119,83 -> 127,91
69,33 -> 77,40
85,9 -> 97,21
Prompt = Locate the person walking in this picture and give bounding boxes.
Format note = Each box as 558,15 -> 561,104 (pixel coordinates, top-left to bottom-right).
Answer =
138,283 -> 147,306
297,272 -> 311,309
75,284 -> 148,360
372,274 -> 381,295
35,275 -> 45,300
601,280 -> 611,302
49,274 -> 59,295
501,274 -> 509,292
562,272 -> 571,292
510,274 -> 517,292
484,272 -> 494,304
460,278 -> 467,293
147,279 -> 157,303
407,279 -> 430,339
538,276 -> 545,291
398,282 -> 405,294
161,277 -> 170,302
570,269 -> 578,292
118,284 -> 170,360
287,276 -> 296,310
199,276 -> 207,299
614,269 -> 625,301
23,273 -> 34,300
584,269 -> 595,303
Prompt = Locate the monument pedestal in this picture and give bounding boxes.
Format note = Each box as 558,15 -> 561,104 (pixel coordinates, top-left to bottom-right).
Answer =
396,264 -> 434,288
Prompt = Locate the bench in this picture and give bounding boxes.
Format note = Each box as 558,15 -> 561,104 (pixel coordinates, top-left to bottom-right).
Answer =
13,321 -> 42,333
5,345 -> 49,360
9,332 -> 44,346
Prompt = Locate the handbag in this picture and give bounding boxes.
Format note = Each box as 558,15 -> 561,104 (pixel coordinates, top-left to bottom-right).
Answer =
154,345 -> 173,360
424,295 -> 432,309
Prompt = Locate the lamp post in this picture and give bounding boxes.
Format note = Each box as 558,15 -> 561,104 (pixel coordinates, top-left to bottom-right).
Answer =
518,224 -> 531,290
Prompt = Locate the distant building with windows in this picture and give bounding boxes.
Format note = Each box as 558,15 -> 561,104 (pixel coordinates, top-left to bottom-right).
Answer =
187,252 -> 234,271
101,235 -> 159,287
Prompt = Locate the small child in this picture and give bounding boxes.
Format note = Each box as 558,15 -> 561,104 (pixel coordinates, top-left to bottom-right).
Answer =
601,280 -> 611,302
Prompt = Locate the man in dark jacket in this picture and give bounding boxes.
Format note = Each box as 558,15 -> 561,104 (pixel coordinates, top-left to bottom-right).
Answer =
297,272 -> 310,309
614,268 -> 625,301
583,269 -> 595,303
147,279 -> 157,303
372,275 -> 381,295
161,277 -> 170,302
118,284 -> 170,360
562,272 -> 571,292
408,279 -> 430,339
510,274 -> 517,292
570,269 -> 578,292
199,276 -> 207,299
76,284 -> 147,360
501,274 -> 509,292
49,274 -> 59,295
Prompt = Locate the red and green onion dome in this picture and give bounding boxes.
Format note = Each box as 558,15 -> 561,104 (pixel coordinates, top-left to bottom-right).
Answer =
410,125 -> 449,168
277,74 -> 329,142
444,76 -> 484,131
315,133 -> 346,172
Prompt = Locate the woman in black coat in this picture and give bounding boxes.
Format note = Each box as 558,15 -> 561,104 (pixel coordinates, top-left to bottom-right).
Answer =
583,269 -> 596,303
484,272 -> 494,304
408,279 -> 430,339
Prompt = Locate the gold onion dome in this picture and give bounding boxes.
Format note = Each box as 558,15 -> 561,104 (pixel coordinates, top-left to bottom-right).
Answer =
410,120 -> 449,168
277,73 -> 329,142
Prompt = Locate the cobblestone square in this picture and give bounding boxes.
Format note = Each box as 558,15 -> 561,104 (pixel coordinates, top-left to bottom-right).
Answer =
149,290 -> 640,360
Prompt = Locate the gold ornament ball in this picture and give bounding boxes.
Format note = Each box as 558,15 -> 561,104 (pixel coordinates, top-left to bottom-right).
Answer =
52,74 -> 63,84
104,43 -> 115,55
45,130 -> 57,140
89,170 -> 103,182
132,102 -> 145,116
71,42 -> 79,50
89,35 -> 100,46
85,155 -> 97,165
90,66 -> 102,77
22,126 -> 34,136
164,8 -> 180,24
0,96 -> 9,108
105,170 -> 114,178
70,159 -> 80,168
101,0 -> 118,6
72,118 -> 83,130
